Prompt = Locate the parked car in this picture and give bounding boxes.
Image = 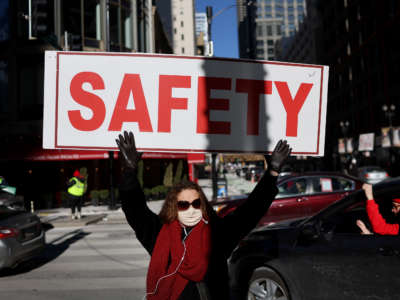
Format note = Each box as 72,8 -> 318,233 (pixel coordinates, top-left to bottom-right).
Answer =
357,165 -> 389,184
0,189 -> 25,211
228,177 -> 400,300
213,172 -> 363,226
0,206 -> 45,270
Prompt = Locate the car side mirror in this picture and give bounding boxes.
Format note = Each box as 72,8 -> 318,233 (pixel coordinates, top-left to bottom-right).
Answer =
299,221 -> 321,242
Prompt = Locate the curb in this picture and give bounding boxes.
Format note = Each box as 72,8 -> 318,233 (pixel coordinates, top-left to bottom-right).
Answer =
41,214 -> 107,228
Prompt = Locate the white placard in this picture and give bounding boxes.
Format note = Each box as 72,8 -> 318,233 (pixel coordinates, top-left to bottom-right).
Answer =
358,133 -> 375,151
43,51 -> 329,156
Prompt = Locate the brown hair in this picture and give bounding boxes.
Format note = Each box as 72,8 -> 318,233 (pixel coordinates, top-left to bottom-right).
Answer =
159,181 -> 215,224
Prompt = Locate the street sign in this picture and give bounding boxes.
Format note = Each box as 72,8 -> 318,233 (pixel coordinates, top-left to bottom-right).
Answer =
43,51 -> 329,156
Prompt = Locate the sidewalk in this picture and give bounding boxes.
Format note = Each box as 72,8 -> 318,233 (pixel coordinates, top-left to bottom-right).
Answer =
37,173 -> 256,227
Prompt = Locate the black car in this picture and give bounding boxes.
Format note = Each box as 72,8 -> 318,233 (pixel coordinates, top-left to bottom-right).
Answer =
229,177 -> 400,300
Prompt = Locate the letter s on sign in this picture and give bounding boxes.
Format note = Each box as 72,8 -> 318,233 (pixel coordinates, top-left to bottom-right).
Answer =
68,72 -> 106,131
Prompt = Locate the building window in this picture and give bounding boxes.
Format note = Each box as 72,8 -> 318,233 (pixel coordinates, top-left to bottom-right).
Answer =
266,25 -> 273,35
256,40 -> 264,47
181,34 -> 184,40
0,0 -> 9,41
181,21 -> 184,27
276,24 -> 281,35
257,25 -> 264,36
298,5 -> 304,13
83,0 -> 101,46
257,49 -> 264,55
288,14 -> 295,21
0,60 -> 8,113
174,28 -> 177,34
267,39 -> 274,45
109,0 -> 133,51
268,48 -> 274,55
265,5 -> 272,13
182,47 -> 185,53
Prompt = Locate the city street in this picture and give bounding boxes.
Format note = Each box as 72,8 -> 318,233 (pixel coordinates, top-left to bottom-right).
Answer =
0,173 -> 255,300
0,223 -> 150,300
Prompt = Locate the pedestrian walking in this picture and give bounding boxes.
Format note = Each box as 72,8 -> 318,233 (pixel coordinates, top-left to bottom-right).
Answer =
67,169 -> 86,220
116,131 -> 291,300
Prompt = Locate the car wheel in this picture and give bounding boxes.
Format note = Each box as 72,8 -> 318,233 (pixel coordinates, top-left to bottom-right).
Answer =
247,267 -> 290,300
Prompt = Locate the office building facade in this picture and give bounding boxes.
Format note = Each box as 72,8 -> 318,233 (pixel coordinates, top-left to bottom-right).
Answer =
237,0 -> 306,60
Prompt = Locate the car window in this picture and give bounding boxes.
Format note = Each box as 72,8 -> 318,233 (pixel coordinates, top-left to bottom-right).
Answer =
310,177 -> 354,193
278,178 -> 307,197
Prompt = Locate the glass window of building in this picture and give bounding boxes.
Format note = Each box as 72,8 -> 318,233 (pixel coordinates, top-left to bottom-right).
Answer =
267,39 -> 274,46
287,0 -> 294,4
288,14 -> 295,21
266,25 -> 273,35
268,48 -> 274,55
0,60 -> 8,114
83,0 -> 101,48
256,40 -> 264,47
257,49 -> 264,55
298,14 -> 304,22
182,47 -> 185,53
288,6 -> 294,12
257,25 -> 264,36
298,4 -> 304,12
257,6 -> 263,17
62,0 -> 82,50
276,24 -> 281,35
265,5 -> 272,13
109,0 -> 133,51
0,0 -> 9,41
275,0 -> 283,4
181,34 -> 184,40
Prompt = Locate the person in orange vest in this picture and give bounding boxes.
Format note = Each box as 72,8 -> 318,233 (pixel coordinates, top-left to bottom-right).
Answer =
67,170 -> 86,220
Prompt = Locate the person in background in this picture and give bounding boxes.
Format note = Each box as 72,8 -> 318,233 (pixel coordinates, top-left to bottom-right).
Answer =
116,131 -> 291,300
67,170 -> 86,220
357,183 -> 400,235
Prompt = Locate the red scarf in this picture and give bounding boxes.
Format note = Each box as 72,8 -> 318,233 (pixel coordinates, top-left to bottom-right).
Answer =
146,219 -> 211,300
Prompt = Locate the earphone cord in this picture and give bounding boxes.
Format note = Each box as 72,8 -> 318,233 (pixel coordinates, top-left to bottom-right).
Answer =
142,234 -> 188,300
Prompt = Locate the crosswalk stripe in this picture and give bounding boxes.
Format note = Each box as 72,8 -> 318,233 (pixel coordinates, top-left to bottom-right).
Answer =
0,277 -> 146,291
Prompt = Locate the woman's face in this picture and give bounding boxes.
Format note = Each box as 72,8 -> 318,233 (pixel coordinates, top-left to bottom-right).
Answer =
176,189 -> 203,226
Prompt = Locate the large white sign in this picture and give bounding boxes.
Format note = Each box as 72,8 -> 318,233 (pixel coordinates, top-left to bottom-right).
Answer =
43,51 -> 329,156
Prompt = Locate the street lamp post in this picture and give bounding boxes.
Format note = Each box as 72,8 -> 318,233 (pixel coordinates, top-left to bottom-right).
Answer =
340,120 -> 350,172
340,120 -> 350,153
382,104 -> 396,166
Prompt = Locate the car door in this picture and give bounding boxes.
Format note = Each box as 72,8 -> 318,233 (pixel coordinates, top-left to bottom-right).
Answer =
259,177 -> 309,224
302,176 -> 354,217
290,199 -> 400,299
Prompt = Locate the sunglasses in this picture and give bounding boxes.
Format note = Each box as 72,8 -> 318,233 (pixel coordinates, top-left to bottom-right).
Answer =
177,198 -> 201,211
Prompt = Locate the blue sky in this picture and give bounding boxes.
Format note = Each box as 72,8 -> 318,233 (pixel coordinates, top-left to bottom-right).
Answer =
195,0 -> 239,58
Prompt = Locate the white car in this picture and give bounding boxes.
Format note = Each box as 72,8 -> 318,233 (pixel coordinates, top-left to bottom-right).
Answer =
357,166 -> 389,184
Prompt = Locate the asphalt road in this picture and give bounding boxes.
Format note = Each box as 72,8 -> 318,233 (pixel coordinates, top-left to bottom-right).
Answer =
0,224 -> 150,300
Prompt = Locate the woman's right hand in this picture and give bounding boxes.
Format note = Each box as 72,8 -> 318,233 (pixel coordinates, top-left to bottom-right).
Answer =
116,131 -> 142,170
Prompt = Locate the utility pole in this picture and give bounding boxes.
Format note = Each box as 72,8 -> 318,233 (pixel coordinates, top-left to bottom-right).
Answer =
205,6 -> 218,199
105,0 -> 116,209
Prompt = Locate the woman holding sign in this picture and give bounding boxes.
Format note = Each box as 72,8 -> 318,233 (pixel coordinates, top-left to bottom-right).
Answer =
116,131 -> 291,300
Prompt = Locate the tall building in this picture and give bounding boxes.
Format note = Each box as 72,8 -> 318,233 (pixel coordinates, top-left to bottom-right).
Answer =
171,0 -> 196,55
237,0 -> 306,60
195,12 -> 209,56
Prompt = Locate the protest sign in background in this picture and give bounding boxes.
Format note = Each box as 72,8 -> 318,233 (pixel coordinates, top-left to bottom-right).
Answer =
43,51 -> 329,155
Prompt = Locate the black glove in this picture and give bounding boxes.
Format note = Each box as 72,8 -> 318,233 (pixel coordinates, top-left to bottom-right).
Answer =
115,131 -> 142,170
266,140 -> 291,173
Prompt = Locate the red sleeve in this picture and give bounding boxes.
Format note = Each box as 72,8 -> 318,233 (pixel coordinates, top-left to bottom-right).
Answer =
366,199 -> 399,235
